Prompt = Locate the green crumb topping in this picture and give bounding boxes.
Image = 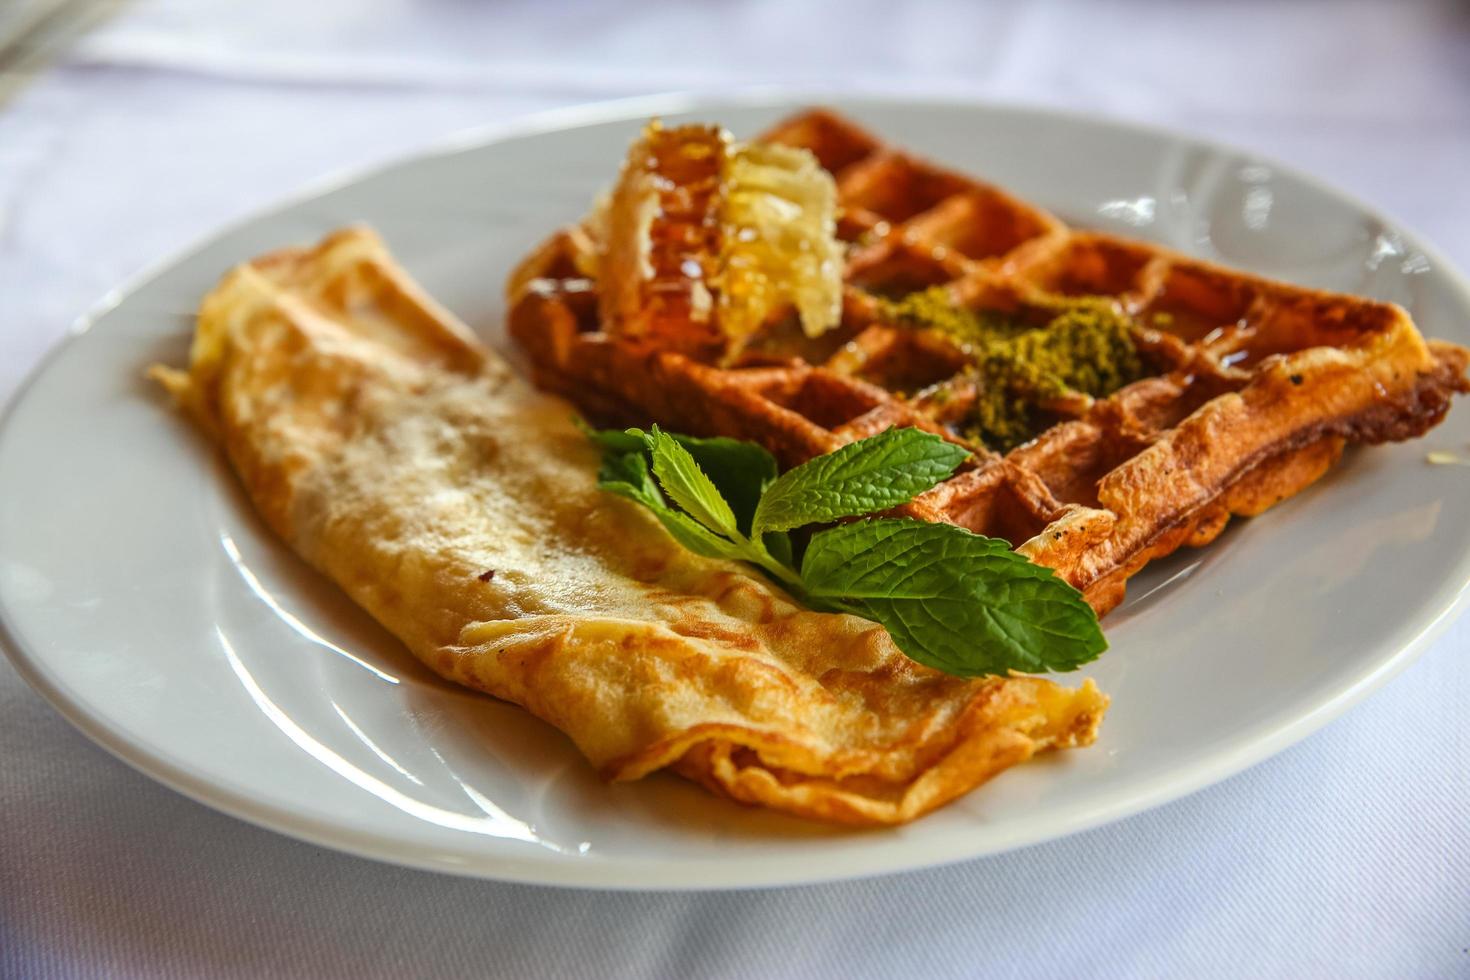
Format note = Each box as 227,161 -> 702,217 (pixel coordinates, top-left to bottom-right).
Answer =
880,287 -> 1031,345
879,287 -> 1145,451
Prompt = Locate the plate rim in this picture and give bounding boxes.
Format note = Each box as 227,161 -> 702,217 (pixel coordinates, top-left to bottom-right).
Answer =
4,88 -> 1470,891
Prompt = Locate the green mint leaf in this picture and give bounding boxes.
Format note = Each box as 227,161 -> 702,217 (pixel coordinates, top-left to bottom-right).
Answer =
643,425 -> 740,536
761,530 -> 794,569
596,444 -> 662,505
597,465 -> 746,563
751,428 -> 969,535
644,506 -> 749,562
577,417 -> 644,455
668,434 -> 778,535
585,423 -> 801,586
581,419 -> 778,534
802,518 -> 1105,676
585,421 -> 1105,680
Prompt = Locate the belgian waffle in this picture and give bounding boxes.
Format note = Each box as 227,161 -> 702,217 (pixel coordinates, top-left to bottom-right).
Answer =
507,109 -> 1470,615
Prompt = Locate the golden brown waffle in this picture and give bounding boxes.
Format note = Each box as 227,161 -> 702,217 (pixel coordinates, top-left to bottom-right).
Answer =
507,108 -> 1470,615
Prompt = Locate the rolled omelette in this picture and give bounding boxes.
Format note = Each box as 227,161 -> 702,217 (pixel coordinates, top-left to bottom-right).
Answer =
152,226 -> 1106,826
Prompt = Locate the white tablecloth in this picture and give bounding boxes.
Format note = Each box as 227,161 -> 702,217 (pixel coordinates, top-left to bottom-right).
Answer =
3,2 -> 1468,977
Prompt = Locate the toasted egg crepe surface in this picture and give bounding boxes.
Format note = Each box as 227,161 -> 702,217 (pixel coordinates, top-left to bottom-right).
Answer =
153,227 -> 1106,826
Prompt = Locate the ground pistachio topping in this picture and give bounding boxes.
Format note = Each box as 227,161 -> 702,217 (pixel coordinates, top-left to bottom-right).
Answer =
879,287 -> 1145,451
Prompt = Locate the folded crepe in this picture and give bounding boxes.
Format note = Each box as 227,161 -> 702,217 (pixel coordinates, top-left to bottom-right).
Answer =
153,226 -> 1105,826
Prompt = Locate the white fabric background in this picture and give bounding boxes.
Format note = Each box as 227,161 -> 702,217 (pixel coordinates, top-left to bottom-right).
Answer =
2,1 -> 1468,977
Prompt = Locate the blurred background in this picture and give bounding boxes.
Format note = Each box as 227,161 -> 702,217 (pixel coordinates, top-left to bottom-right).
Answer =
2,3 -> 1468,978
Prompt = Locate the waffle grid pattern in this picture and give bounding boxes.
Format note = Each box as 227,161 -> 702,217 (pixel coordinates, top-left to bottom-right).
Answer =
508,109 -> 1468,614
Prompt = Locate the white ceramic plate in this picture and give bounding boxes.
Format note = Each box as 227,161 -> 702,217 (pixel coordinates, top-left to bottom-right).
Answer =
4,95 -> 1469,890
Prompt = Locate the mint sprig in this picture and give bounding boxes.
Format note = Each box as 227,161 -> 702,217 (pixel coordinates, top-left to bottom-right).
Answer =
588,423 -> 1106,677
751,428 -> 970,534
802,518 -> 1105,675
584,425 -> 776,535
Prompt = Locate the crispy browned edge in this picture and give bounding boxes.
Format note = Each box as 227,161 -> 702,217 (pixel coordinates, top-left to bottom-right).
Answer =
502,110 -> 1470,615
